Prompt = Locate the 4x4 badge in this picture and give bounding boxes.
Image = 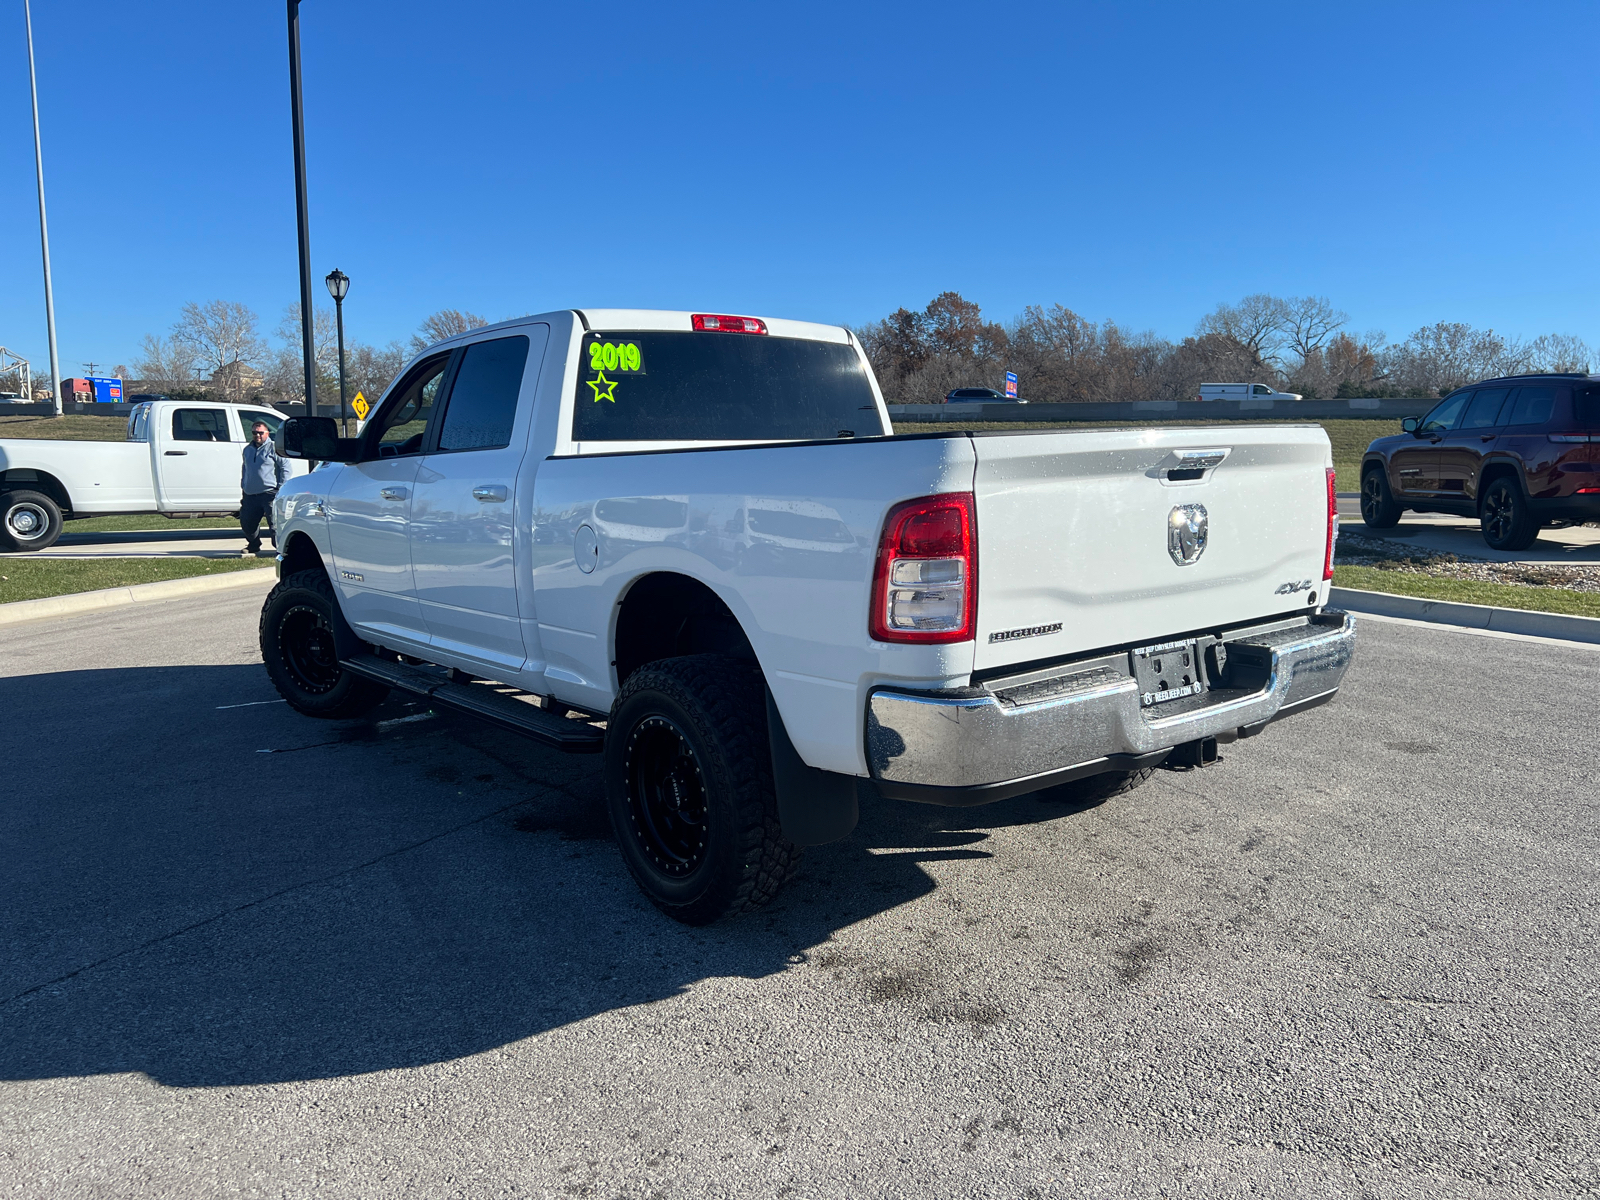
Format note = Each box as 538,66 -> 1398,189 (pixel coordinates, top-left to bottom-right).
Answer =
1167,504 -> 1208,565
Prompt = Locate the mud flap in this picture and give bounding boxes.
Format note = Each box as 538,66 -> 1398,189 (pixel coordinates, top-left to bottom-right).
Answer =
766,689 -> 859,847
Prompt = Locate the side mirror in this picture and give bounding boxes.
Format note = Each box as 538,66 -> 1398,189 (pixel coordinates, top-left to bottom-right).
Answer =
1401,417 -> 1420,434
278,416 -> 360,461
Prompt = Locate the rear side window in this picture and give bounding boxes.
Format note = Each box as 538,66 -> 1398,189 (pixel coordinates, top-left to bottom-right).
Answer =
571,331 -> 884,442
1576,386 -> 1600,428
1506,386 -> 1556,427
437,336 -> 529,452
172,408 -> 232,441
1419,393 -> 1468,432
1459,388 -> 1509,429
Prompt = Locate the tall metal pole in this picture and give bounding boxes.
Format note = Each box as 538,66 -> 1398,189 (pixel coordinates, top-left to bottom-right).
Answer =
287,0 -> 318,418
333,293 -> 347,432
24,0 -> 62,417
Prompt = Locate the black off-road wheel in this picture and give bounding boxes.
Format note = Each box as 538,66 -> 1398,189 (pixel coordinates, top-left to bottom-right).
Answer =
605,655 -> 799,925
1360,467 -> 1402,529
1481,477 -> 1538,552
0,489 -> 64,551
259,569 -> 389,718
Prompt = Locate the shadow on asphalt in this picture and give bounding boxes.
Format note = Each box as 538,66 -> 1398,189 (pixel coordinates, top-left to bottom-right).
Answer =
0,663 -> 1104,1088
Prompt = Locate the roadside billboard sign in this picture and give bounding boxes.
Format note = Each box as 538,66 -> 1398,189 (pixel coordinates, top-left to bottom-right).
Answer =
87,376 -> 123,402
1004,371 -> 1018,399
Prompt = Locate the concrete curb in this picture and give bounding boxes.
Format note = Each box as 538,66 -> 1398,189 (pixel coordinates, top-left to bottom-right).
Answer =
0,564 -> 276,628
1331,586 -> 1600,644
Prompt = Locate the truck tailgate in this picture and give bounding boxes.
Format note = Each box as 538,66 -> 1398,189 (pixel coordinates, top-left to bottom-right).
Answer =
971,425 -> 1331,671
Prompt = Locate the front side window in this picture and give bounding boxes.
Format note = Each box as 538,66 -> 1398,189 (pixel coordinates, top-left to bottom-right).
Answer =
1505,386 -> 1556,427
1252,384 -> 1272,395
1459,388 -> 1509,430
172,408 -> 232,441
371,355 -> 450,457
571,331 -> 883,443
436,336 -> 530,452
1419,393 -> 1469,433
240,409 -> 284,437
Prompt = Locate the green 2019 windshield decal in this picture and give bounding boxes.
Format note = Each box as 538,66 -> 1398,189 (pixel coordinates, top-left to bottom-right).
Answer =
587,340 -> 644,374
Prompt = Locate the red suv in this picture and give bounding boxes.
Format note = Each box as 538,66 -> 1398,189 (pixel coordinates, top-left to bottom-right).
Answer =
1360,374 -> 1600,550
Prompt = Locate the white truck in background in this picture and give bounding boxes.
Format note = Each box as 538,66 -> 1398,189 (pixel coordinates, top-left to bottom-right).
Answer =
1198,383 -> 1304,402
0,399 -> 301,550
260,308 -> 1355,925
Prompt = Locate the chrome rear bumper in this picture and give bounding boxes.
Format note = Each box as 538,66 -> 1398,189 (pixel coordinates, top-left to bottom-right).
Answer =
866,610 -> 1355,805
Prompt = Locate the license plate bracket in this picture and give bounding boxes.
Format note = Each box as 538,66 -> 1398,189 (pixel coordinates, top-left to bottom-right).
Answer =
1130,638 -> 1206,708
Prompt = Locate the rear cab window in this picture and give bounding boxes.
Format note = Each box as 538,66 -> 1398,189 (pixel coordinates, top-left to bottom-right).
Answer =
568,329 -> 885,448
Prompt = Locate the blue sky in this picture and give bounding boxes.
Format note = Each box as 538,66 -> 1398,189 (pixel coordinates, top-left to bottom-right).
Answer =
2,0 -> 1596,378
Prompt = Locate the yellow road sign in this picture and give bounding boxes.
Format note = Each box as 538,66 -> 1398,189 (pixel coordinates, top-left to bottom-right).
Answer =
351,392 -> 369,420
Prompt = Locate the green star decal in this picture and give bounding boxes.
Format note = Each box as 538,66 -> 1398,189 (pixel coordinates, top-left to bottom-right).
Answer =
587,370 -> 619,403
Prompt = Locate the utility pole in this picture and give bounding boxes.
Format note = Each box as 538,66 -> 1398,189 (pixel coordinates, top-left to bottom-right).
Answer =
287,0 -> 318,418
24,0 -> 62,416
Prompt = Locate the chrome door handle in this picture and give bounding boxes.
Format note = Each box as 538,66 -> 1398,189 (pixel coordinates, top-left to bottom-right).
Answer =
472,485 -> 507,502
164,450 -> 187,456
380,487 -> 408,501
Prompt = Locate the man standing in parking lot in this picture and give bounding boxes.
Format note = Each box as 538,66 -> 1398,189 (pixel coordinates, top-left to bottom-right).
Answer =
240,421 -> 288,557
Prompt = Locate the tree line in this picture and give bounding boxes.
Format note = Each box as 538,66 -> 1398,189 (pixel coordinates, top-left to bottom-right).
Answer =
856,292 -> 1595,405
131,303 -> 492,409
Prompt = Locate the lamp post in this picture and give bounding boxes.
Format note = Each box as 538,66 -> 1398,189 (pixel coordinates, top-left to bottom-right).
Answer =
287,1 -> 318,418
325,268 -> 349,431
24,0 -> 62,416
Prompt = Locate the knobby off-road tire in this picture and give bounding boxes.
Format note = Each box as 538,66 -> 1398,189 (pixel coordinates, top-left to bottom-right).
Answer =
0,489 -> 64,551
1039,765 -> 1159,807
1481,477 -> 1538,552
259,569 -> 389,719
605,654 -> 800,925
1360,467 -> 1402,530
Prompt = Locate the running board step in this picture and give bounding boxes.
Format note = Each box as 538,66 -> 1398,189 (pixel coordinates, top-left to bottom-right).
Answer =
342,655 -> 605,753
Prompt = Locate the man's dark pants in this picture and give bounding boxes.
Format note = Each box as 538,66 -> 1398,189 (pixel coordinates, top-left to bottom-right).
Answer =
240,491 -> 277,553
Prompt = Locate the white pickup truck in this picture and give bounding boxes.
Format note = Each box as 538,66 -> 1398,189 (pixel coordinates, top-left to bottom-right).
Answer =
0,399 -> 301,550
260,309 -> 1354,924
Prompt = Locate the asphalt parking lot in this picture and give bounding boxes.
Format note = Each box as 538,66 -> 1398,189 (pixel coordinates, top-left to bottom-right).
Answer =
1,591 -> 1595,1198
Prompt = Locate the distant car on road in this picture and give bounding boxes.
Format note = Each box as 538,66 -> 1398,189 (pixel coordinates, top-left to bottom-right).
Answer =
1359,373 -> 1600,550
1197,383 -> 1303,402
945,387 -> 1026,404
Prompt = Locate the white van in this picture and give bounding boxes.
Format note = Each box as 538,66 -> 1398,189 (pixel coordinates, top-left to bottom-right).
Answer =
1197,383 -> 1302,402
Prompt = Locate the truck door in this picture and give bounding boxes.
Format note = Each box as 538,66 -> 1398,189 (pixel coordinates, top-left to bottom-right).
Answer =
155,406 -> 240,508
1437,387 -> 1509,499
326,353 -> 451,642
410,329 -> 546,671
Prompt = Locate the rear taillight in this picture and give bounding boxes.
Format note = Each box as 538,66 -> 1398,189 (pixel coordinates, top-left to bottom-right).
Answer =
870,493 -> 977,643
1323,467 -> 1337,581
691,313 -> 767,334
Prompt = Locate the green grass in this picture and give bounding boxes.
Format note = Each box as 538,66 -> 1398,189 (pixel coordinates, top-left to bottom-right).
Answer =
890,417 -> 1402,492
0,556 -> 271,604
1333,565 -> 1600,619
0,413 -> 132,441
66,513 -> 239,532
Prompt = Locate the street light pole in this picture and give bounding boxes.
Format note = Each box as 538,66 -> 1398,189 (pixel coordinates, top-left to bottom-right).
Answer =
23,0 -> 62,417
286,0 -> 318,418
325,268 -> 349,432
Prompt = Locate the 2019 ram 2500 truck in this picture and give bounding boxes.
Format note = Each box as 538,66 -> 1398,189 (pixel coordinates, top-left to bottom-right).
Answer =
260,309 -> 1355,924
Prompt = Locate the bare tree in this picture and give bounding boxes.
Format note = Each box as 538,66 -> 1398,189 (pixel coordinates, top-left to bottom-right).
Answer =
344,341 -> 409,409
265,304 -> 340,408
133,334 -> 199,390
172,300 -> 266,401
1195,294 -> 1290,371
1525,333 -> 1592,373
1281,296 -> 1348,363
410,309 -> 488,354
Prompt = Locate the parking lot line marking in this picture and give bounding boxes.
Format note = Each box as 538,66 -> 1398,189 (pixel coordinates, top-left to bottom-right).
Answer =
217,699 -> 288,710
